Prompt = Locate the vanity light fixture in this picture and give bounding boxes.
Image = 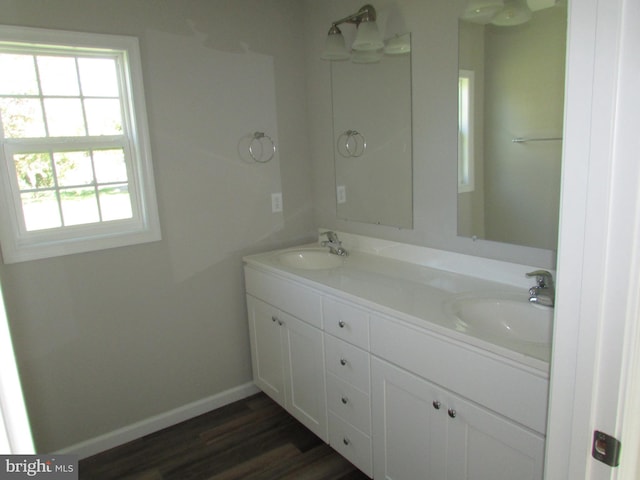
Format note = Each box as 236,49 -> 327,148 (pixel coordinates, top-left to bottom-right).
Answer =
351,5 -> 384,51
322,24 -> 351,61
321,4 -> 388,63
351,49 -> 384,64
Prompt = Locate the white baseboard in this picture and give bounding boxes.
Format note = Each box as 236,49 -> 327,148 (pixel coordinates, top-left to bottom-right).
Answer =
58,382 -> 260,459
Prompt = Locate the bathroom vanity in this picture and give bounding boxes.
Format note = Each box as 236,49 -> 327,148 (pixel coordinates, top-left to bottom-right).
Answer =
243,232 -> 552,479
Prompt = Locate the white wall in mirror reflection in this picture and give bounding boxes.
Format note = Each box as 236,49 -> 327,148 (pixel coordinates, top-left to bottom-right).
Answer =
331,47 -> 413,228
458,6 -> 566,250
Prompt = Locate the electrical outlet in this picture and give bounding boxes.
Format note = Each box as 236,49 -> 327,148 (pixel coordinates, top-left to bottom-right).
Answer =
271,192 -> 283,213
337,185 -> 346,204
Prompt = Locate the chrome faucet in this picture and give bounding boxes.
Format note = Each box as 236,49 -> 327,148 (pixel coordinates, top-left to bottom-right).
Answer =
320,231 -> 348,256
526,270 -> 555,307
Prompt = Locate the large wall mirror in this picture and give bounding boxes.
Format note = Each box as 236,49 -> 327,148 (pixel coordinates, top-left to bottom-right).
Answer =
331,33 -> 413,228
457,1 -> 567,250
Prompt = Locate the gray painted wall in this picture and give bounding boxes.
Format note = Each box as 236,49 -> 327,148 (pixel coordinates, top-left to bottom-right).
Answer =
0,0 -> 316,452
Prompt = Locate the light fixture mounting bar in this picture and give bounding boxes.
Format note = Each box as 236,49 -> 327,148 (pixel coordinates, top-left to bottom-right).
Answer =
330,4 -> 377,28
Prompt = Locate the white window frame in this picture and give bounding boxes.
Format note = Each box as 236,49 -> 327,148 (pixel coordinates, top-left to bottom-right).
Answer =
458,69 -> 475,193
0,25 -> 160,263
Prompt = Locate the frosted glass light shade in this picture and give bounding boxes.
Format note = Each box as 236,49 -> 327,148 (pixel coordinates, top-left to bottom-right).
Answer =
491,0 -> 532,25
461,0 -> 505,24
352,21 -> 384,51
321,31 -> 350,60
384,34 -> 411,55
352,49 -> 383,64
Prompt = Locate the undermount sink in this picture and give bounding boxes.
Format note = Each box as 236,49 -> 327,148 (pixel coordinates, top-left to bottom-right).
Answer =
277,248 -> 344,270
444,293 -> 553,347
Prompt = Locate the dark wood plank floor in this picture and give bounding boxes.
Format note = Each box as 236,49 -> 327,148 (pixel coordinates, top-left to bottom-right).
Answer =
79,392 -> 370,480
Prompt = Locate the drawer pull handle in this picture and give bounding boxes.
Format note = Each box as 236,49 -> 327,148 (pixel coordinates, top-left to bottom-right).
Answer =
341,396 -> 349,405
448,408 -> 457,419
343,437 -> 350,446
432,401 -> 441,410
340,358 -> 348,366
338,320 -> 346,328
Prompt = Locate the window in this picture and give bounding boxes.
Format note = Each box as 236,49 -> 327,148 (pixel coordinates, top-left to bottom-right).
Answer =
458,69 -> 475,193
0,25 -> 160,263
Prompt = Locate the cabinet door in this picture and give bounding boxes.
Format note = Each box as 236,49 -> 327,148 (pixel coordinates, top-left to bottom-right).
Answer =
371,357 -> 447,480
445,394 -> 545,480
281,310 -> 328,442
246,295 -> 285,406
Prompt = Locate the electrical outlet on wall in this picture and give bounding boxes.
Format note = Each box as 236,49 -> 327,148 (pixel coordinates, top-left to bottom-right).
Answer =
337,185 -> 346,204
271,192 -> 283,213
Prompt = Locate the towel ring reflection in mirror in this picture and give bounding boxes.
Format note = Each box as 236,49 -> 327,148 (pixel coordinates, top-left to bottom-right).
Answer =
337,129 -> 366,158
247,132 -> 276,163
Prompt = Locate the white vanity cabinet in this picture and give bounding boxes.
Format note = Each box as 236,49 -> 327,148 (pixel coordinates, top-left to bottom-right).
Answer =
243,246 -> 550,480
245,296 -> 286,404
371,358 -> 545,480
370,314 -> 547,480
323,297 -> 373,477
245,267 -> 328,442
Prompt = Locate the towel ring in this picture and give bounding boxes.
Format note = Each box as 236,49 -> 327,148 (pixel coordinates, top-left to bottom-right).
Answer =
248,132 -> 276,163
337,130 -> 366,158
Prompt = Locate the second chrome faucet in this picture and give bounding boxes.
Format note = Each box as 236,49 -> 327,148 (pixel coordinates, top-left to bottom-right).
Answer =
526,270 -> 555,307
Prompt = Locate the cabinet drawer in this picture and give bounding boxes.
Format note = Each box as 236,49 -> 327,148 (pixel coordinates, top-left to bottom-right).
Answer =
326,373 -> 371,435
325,335 -> 370,393
323,297 -> 370,349
370,314 -> 549,434
244,266 -> 322,328
329,413 -> 373,478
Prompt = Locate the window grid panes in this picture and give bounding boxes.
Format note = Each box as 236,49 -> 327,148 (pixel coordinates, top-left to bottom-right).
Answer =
0,26 -> 160,263
0,52 -> 123,140
11,148 -> 132,231
0,50 -> 132,232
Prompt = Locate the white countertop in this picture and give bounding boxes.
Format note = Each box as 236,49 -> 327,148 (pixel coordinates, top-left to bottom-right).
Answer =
243,232 -> 553,374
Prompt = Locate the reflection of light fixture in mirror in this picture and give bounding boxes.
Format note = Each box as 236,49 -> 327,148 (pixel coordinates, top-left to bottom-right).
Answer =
461,0 -> 505,24
384,34 -> 411,55
461,0 -> 534,26
321,4 -> 385,61
491,0 -> 532,25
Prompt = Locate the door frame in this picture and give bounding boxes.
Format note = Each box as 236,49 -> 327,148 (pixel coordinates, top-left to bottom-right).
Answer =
545,0 -> 640,477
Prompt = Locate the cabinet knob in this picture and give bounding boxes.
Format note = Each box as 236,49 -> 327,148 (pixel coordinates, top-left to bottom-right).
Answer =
338,320 -> 346,328
340,358 -> 348,366
432,401 -> 441,410
271,316 -> 277,322
343,437 -> 350,446
341,396 -> 349,405
448,408 -> 457,419
277,320 -> 284,326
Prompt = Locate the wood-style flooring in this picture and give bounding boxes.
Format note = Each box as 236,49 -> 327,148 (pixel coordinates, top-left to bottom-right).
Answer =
79,392 -> 369,480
